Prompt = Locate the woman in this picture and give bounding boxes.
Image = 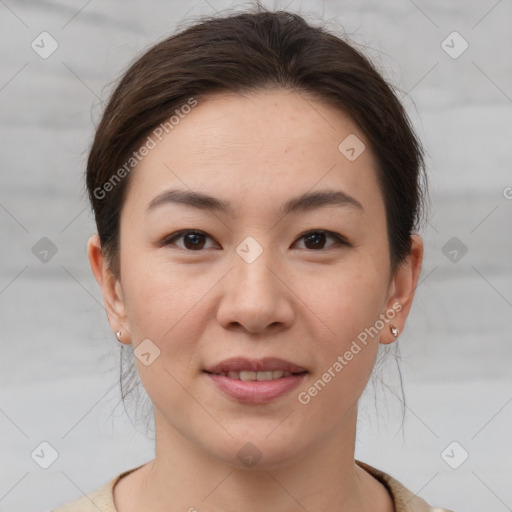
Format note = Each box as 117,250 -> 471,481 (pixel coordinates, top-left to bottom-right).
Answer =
53,5 -> 452,512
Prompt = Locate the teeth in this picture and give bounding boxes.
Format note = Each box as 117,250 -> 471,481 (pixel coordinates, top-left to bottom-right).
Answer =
214,370 -> 295,380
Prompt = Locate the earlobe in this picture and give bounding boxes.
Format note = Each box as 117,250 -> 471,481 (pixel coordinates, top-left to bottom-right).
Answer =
87,234 -> 131,343
380,234 -> 424,345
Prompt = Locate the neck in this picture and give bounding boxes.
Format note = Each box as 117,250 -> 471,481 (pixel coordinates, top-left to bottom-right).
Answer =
122,405 -> 393,512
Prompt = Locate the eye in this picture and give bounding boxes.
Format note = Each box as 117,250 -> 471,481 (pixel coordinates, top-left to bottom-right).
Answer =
294,230 -> 350,250
162,229 -> 350,252
162,230 -> 218,251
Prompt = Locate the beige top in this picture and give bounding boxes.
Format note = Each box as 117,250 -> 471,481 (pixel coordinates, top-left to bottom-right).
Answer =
52,460 -> 453,512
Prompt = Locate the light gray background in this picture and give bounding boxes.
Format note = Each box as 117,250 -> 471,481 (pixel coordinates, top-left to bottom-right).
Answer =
1,1 -> 511,511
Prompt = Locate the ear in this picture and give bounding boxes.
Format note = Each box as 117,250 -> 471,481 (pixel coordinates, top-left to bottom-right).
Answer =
380,234 -> 424,344
87,233 -> 131,345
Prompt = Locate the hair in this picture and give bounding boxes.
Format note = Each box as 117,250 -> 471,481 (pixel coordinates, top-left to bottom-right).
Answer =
86,3 -> 428,432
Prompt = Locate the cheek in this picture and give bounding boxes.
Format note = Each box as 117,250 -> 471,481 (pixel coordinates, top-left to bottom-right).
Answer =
125,273 -> 202,340
303,261 -> 388,340
121,250 -> 217,368
295,273 -> 385,416
121,262 -> 207,407
299,265 -> 387,394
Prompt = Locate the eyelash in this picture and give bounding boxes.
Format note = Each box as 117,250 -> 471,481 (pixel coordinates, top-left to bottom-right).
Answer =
162,229 -> 351,252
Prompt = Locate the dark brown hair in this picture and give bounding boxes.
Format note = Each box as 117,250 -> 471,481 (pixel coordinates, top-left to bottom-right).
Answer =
86,4 -> 427,281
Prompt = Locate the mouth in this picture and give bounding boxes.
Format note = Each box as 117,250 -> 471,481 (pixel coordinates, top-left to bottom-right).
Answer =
203,369 -> 308,380
202,357 -> 309,403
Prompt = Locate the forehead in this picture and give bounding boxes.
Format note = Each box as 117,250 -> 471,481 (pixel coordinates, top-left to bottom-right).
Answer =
123,89 -> 384,220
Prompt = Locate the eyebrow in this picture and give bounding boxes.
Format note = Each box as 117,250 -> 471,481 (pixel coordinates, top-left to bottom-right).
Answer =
145,188 -> 364,217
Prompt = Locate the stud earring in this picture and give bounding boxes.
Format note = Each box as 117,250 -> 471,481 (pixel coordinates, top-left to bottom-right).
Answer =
390,325 -> 399,338
115,330 -> 122,341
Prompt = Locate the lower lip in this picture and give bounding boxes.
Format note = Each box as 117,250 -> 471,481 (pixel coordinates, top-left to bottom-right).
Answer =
204,372 -> 307,403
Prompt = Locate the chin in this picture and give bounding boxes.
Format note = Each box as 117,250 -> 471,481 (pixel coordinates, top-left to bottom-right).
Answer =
204,429 -> 311,471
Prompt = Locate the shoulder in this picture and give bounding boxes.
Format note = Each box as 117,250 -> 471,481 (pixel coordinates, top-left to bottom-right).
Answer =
51,466 -> 143,512
51,480 -> 115,512
355,460 -> 453,512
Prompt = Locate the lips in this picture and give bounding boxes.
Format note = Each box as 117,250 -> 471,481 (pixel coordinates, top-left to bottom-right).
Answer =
203,357 -> 309,403
203,357 -> 308,375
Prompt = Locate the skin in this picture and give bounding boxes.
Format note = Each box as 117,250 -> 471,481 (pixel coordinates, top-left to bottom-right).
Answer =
88,88 -> 423,512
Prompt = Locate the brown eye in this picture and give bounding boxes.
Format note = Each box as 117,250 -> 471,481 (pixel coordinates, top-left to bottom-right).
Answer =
295,230 -> 350,250
164,230 -> 217,251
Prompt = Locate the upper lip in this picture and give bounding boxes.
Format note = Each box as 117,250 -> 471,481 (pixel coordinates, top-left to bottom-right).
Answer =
204,357 -> 308,374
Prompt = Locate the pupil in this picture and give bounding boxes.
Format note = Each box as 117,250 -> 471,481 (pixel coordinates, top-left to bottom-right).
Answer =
306,232 -> 325,249
185,232 -> 204,249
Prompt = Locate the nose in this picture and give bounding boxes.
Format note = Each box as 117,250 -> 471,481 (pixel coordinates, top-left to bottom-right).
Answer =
215,245 -> 295,334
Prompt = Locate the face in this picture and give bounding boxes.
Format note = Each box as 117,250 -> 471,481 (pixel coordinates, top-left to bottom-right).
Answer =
90,88 -> 422,470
